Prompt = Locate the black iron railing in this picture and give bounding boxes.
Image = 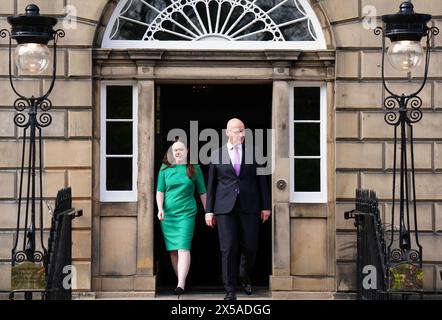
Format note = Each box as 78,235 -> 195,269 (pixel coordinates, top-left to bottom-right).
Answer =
44,187 -> 82,300
345,189 -> 389,300
344,189 -> 433,300
9,187 -> 82,300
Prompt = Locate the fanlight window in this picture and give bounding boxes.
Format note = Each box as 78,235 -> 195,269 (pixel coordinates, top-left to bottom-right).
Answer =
102,0 -> 326,49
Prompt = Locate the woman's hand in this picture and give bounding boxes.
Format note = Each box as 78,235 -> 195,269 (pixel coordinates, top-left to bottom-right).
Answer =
156,192 -> 164,220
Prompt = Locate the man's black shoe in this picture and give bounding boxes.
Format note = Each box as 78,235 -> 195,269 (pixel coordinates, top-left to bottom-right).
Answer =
224,292 -> 237,300
241,283 -> 252,295
240,277 -> 252,295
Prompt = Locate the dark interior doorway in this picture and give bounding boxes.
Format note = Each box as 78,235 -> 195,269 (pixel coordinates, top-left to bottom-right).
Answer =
154,84 -> 272,291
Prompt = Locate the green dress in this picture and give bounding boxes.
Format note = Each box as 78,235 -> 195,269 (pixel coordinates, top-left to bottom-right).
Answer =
157,164 -> 206,251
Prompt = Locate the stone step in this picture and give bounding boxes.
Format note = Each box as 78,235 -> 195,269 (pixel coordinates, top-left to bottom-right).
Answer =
89,288 -> 346,300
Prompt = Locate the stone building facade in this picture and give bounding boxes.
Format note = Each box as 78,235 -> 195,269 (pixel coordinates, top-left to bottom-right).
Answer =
0,0 -> 441,299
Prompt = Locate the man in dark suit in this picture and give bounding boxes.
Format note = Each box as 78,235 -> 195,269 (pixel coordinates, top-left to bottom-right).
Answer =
205,118 -> 271,300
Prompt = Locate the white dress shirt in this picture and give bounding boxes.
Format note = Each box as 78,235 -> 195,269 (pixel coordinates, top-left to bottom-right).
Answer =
226,141 -> 242,166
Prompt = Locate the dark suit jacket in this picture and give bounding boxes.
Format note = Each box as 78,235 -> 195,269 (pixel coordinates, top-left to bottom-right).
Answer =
206,144 -> 271,215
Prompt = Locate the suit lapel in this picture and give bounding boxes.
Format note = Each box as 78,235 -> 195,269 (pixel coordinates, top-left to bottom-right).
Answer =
221,145 -> 236,177
238,143 -> 246,178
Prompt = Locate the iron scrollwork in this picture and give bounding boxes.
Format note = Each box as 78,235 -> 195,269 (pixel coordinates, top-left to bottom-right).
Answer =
390,248 -> 421,264
383,96 -> 400,126
383,95 -> 423,126
13,97 -> 54,128
13,250 -> 45,264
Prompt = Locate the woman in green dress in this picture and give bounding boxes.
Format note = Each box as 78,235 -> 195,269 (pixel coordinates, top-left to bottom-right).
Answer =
156,141 -> 207,296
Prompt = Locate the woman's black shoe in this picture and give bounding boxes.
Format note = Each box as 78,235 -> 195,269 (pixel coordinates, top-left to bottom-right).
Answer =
174,287 -> 185,298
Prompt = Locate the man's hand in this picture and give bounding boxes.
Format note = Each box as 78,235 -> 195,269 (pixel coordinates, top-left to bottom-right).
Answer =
205,213 -> 216,228
261,210 -> 271,223
157,210 -> 164,221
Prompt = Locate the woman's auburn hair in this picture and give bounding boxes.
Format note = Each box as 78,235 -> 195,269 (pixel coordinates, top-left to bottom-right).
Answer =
161,146 -> 196,179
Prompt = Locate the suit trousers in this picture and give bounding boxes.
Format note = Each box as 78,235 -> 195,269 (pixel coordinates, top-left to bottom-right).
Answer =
216,197 -> 260,294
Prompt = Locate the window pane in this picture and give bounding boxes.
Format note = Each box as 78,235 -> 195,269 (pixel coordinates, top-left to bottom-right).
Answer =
106,122 -> 133,155
112,19 -> 147,41
106,158 -> 132,191
122,0 -> 163,26
293,87 -> 320,120
106,86 -> 133,119
294,123 -> 320,156
294,159 -> 320,192
109,0 -> 319,42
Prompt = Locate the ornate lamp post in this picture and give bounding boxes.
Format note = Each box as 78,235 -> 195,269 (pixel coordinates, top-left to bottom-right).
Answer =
375,1 -> 438,291
1,4 -> 64,299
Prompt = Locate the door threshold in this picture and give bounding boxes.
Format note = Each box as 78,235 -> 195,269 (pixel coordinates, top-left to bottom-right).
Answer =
155,286 -> 271,300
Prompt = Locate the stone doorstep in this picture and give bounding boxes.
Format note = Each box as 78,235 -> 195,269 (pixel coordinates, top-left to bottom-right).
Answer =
93,291 -> 154,300
5,291 -> 442,300
72,291 -> 97,300
0,288 -> 348,301
0,292 -> 45,300
90,290 -> 339,300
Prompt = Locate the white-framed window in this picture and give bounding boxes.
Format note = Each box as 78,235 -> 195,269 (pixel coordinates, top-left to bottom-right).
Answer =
102,0 -> 326,50
289,83 -> 327,203
100,82 -> 138,202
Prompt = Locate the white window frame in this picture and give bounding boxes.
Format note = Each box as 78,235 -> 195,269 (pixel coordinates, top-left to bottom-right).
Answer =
101,0 -> 326,50
100,82 -> 138,202
289,83 -> 327,203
